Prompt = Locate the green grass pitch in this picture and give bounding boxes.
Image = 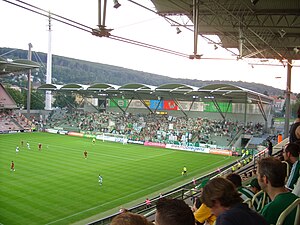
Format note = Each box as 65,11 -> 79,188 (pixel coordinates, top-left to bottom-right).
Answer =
0,132 -> 236,225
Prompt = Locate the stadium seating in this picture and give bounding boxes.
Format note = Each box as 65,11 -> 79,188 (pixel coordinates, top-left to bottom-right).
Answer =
0,111 -> 32,132
276,198 -> 300,225
44,110 -> 265,148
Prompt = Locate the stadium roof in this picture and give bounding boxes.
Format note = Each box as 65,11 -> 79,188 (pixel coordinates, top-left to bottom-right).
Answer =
151,0 -> 300,61
0,56 -> 40,75
38,83 -> 274,105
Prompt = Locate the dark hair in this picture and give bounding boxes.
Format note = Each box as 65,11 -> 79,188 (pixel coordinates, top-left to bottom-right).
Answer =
257,157 -> 286,187
155,198 -> 195,225
297,105 -> 300,118
285,142 -> 300,157
250,178 -> 261,191
201,177 -> 242,208
111,212 -> 151,225
226,173 -> 242,188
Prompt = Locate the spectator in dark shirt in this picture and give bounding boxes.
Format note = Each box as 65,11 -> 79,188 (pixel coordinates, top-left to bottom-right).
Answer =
283,142 -> 300,190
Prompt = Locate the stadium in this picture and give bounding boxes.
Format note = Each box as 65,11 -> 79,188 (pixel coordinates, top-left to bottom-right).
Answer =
1,0 -> 300,225
0,78 -> 295,225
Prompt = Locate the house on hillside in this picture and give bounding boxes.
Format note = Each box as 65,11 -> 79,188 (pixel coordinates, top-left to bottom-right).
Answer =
270,95 -> 297,113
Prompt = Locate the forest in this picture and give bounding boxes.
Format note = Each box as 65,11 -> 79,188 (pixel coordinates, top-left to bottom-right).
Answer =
0,47 -> 285,96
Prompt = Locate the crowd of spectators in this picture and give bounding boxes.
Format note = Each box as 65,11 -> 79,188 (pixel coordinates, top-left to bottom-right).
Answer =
44,109 -> 264,146
0,110 -> 32,132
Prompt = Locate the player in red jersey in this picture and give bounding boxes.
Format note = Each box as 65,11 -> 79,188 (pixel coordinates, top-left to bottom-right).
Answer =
38,143 -> 42,151
11,161 -> 15,171
84,150 -> 88,159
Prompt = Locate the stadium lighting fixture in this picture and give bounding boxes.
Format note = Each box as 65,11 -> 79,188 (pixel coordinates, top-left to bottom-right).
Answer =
113,0 -> 121,9
176,27 -> 182,34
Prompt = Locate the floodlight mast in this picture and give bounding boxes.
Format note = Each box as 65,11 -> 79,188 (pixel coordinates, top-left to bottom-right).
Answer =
45,12 -> 52,110
27,43 -> 33,117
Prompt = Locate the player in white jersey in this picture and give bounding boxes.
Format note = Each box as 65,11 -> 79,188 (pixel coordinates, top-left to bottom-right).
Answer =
99,174 -> 103,186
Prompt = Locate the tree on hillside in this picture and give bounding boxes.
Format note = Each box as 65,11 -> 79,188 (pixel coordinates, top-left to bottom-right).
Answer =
53,92 -> 78,109
291,99 -> 300,118
22,90 -> 45,110
5,85 -> 24,108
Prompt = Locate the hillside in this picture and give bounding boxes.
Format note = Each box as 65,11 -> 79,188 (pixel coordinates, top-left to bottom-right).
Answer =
0,47 -> 284,95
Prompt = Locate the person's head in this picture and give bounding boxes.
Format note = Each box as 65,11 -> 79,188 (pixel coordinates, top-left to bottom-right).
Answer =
226,173 -> 242,188
110,212 -> 152,225
155,198 -> 194,225
201,177 -> 242,216
257,157 -> 286,192
283,142 -> 300,163
249,178 -> 261,193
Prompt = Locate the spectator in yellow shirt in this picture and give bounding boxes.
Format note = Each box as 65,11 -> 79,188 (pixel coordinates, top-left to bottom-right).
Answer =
194,203 -> 216,225
194,179 -> 216,225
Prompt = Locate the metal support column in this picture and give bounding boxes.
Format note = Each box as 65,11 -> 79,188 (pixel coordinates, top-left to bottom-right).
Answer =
169,93 -> 188,117
244,95 -> 248,126
256,96 -> 268,133
135,93 -> 154,114
124,97 -> 133,113
109,96 -> 126,114
212,99 -> 225,121
284,59 -> 292,139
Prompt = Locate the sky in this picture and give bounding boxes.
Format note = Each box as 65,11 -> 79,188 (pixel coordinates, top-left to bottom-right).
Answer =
0,0 -> 299,93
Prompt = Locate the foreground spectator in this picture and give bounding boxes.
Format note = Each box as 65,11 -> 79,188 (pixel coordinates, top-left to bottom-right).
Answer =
110,212 -> 152,225
201,177 -> 268,225
257,157 -> 299,225
193,180 -> 216,225
155,198 -> 195,225
283,142 -> 300,190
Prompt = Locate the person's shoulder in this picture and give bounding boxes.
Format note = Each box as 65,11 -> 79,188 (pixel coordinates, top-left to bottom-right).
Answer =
284,192 -> 299,200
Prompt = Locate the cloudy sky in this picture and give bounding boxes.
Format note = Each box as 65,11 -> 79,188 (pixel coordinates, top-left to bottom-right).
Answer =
1,0 -> 299,93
